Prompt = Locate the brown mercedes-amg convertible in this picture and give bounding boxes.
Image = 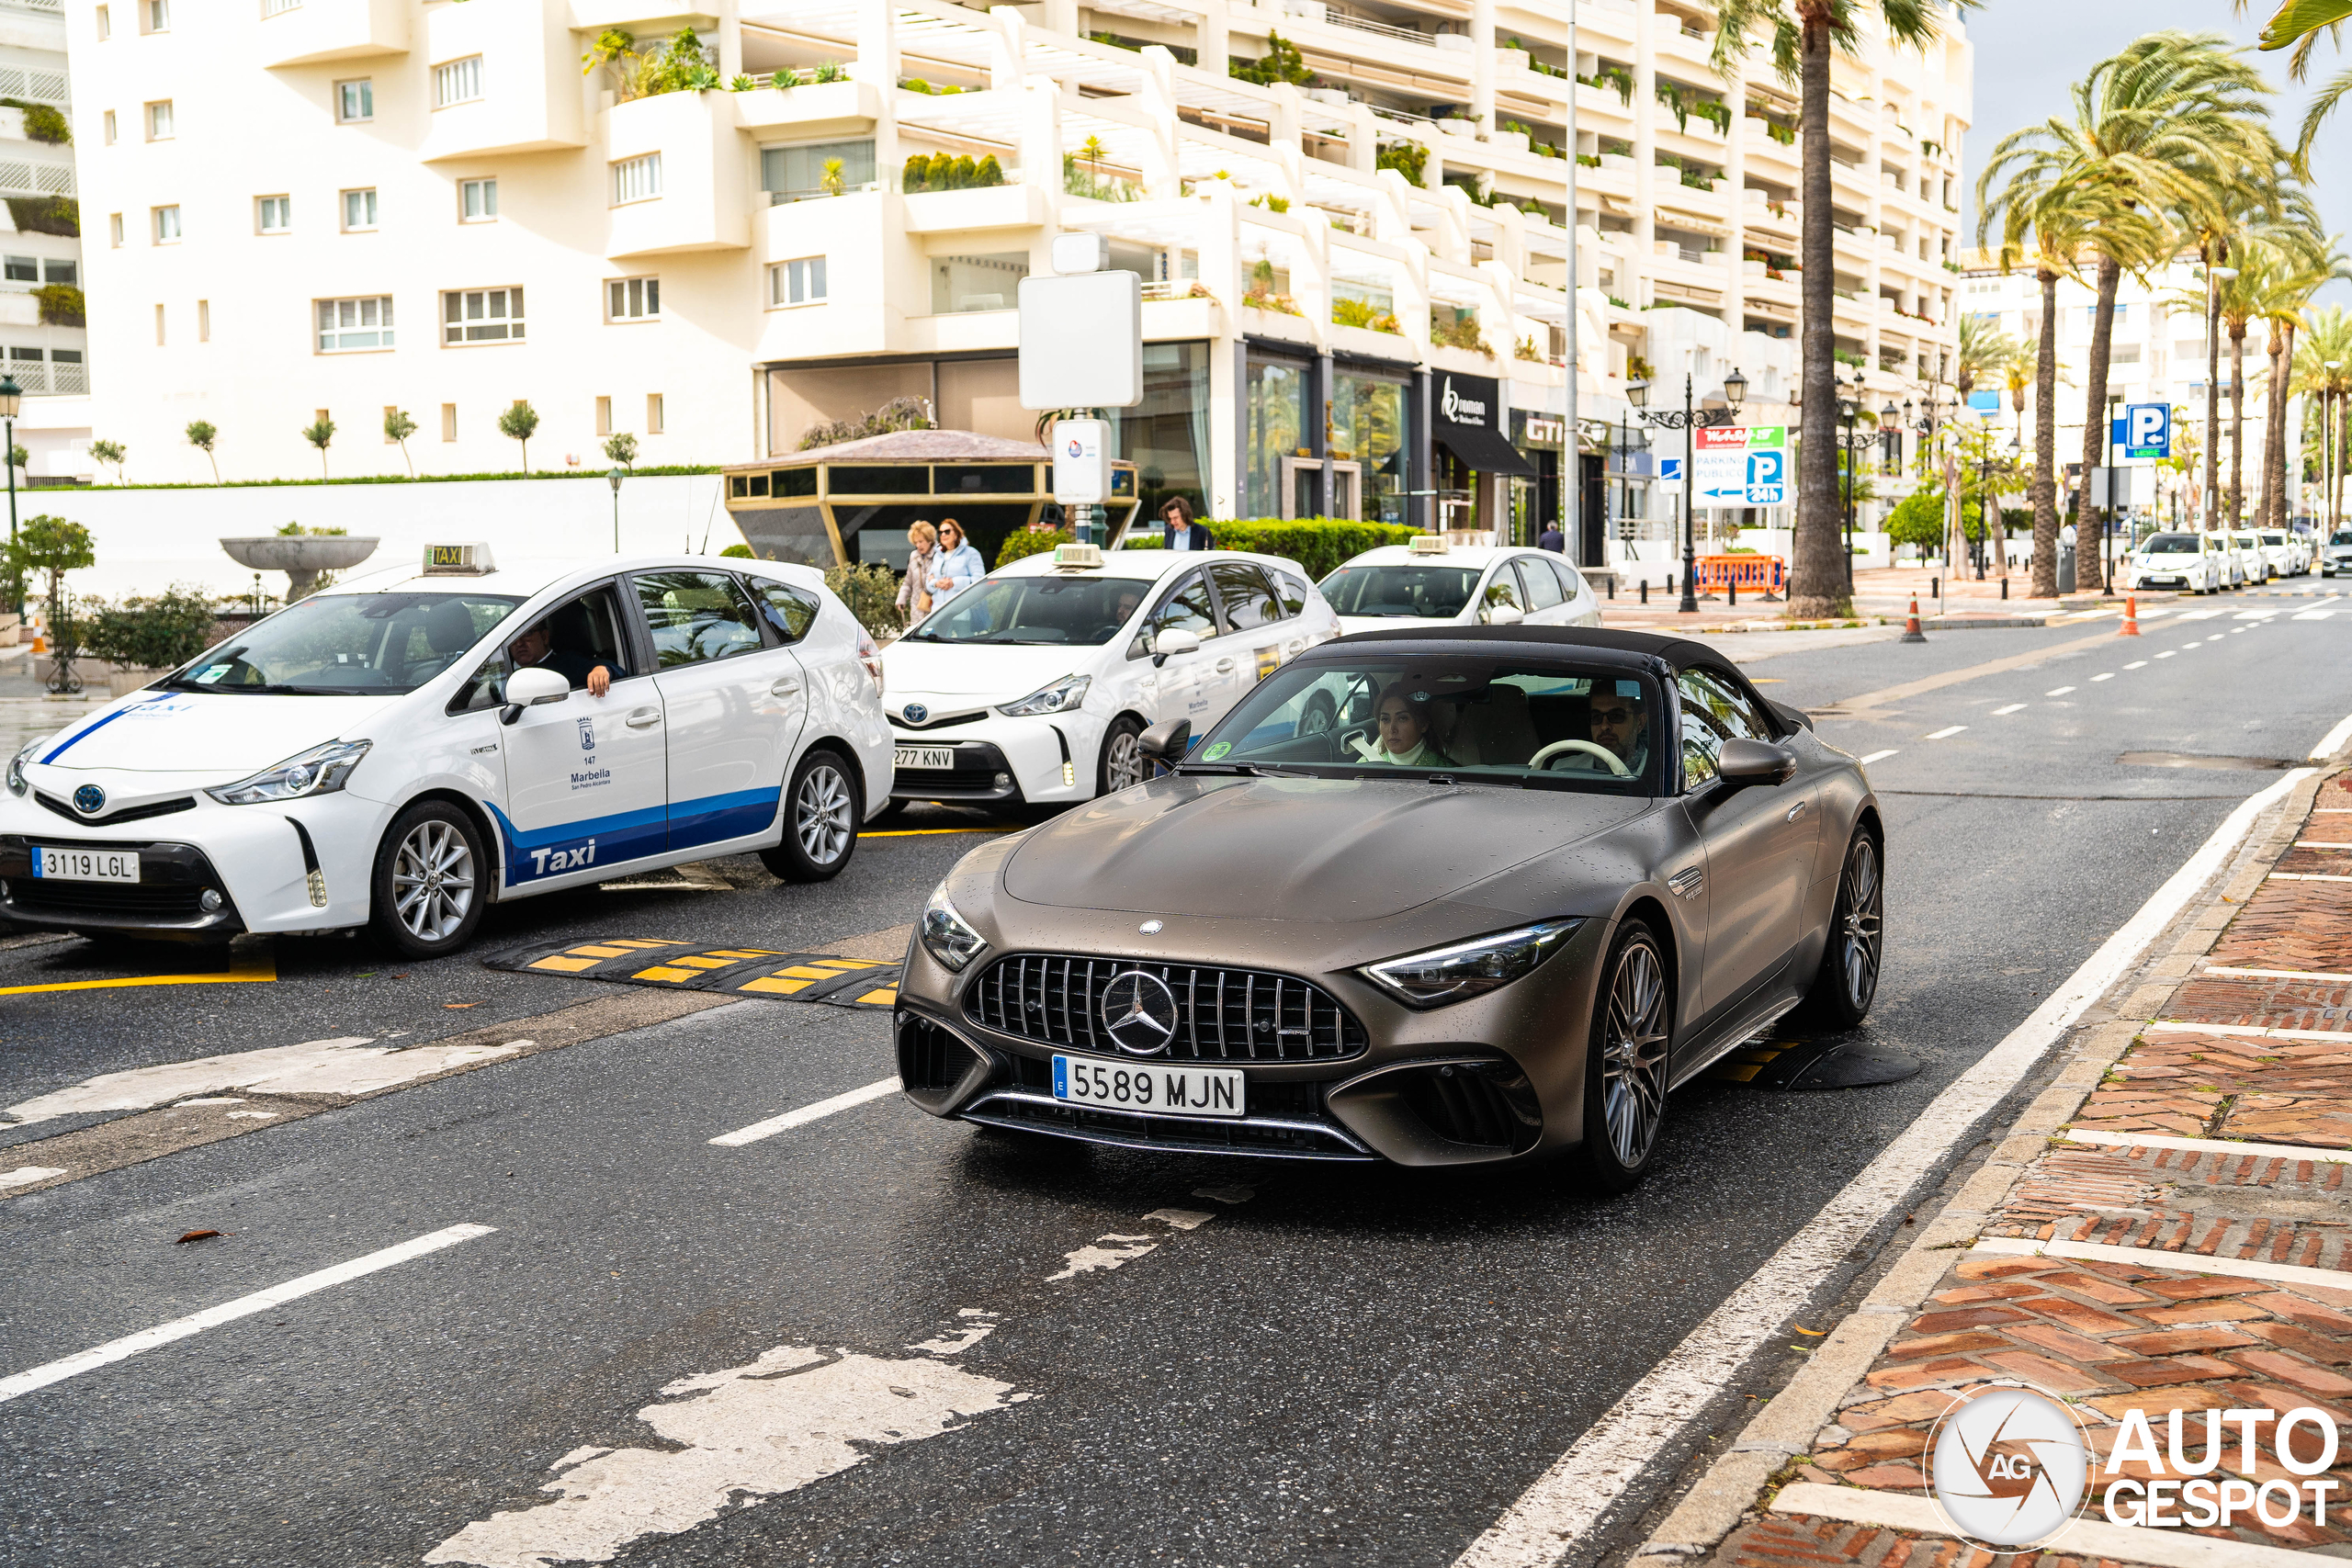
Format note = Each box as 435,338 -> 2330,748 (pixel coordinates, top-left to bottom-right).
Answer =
893,626 -> 1883,1188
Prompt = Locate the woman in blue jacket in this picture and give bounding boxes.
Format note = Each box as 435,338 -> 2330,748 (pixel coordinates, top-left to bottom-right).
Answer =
927,518 -> 985,607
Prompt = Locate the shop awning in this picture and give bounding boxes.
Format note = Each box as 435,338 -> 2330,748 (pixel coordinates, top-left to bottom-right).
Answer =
1435,417 -> 1538,477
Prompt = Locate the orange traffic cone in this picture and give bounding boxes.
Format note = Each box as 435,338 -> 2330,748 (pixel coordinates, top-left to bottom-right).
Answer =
2120,593 -> 2142,637
1900,594 -> 1928,644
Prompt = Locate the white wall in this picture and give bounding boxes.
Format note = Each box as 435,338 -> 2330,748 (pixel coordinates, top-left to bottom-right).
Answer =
39,472 -> 740,602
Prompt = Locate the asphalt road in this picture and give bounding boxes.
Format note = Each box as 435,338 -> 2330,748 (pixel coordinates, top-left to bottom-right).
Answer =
3,591 -> 2346,1568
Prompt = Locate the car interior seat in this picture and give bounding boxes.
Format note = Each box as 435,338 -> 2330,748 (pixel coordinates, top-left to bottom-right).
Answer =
1451,684 -> 1540,765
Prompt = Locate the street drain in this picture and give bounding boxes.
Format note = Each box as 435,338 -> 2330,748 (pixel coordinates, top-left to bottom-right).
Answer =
1713,1033 -> 1921,1090
2117,751 -> 2295,772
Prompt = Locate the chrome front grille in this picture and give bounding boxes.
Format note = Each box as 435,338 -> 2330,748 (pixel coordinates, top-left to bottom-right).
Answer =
966,953 -> 1366,1062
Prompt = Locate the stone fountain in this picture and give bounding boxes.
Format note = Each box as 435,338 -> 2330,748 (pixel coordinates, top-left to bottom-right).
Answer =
219,535 -> 381,602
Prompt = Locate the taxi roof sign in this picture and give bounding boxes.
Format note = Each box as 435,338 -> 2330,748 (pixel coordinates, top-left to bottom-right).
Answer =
422,542 -> 496,576
1408,534 -> 1450,555
1052,542 -> 1104,569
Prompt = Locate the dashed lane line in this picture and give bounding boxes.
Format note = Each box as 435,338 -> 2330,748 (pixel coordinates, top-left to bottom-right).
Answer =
1923,726 -> 1966,740
2046,685 -> 2076,696
2091,671 -> 2115,682
2123,660 -> 2148,669
708,1077 -> 902,1146
1858,750 -> 1898,766
1989,704 -> 2025,716
0,1223 -> 497,1404
2154,650 -> 2176,659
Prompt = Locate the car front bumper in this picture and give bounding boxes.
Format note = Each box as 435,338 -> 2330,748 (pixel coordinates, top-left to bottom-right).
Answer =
887,710 -> 1110,807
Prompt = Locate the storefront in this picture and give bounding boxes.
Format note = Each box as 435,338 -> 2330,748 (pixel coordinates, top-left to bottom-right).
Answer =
1510,409 -> 1566,548
1239,343 -> 1419,525
1430,372 -> 1536,536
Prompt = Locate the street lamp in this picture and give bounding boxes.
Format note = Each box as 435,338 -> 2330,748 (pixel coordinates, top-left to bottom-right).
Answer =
0,374 -> 21,623
1627,369 -> 1743,614
608,466 -> 625,553
2327,361 -> 2346,536
2205,264 -> 2238,531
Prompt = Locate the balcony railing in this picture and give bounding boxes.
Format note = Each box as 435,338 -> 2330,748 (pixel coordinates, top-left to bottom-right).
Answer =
0,66 -> 64,105
11,359 -> 85,395
1323,10 -> 1447,48
0,160 -> 72,197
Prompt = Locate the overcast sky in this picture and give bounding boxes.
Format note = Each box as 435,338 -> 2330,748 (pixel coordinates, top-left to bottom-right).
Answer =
1962,1 -> 2352,303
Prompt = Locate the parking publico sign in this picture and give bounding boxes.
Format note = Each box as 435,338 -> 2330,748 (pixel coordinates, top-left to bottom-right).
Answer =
1691,425 -> 1788,506
1923,1383 -> 2089,1551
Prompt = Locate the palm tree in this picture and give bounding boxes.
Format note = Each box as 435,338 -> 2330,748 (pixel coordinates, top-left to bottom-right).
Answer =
1978,31 -> 2274,588
2239,2 -> 2352,164
2295,307 -> 2352,529
2219,231 -> 2346,530
1956,313 -> 2022,402
1711,0 -> 1981,618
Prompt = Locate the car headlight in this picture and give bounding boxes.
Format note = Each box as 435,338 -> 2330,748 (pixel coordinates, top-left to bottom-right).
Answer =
920,884 -> 987,972
205,739 -> 373,806
1359,919 -> 1583,1009
996,674 -> 1090,717
5,740 -> 32,798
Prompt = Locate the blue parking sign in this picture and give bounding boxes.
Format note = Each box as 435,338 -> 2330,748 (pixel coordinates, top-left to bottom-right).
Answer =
2113,403 -> 2170,460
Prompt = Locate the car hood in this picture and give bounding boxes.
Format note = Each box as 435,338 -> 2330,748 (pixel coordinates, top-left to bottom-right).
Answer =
20,689 -> 399,774
881,639 -> 1105,705
1002,773 -> 1652,921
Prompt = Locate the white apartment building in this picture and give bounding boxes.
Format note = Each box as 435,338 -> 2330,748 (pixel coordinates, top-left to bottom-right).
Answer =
0,0 -> 89,480
1958,254 -> 2302,528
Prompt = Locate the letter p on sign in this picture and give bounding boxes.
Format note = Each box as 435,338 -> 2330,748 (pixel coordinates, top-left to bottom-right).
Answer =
2125,403 -> 2170,459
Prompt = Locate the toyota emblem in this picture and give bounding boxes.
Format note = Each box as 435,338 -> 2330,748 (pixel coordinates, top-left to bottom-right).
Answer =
902,703 -> 929,725
1101,969 -> 1179,1055
72,784 -> 105,815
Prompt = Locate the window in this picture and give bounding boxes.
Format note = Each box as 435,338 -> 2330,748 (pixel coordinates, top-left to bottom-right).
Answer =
109,212 -> 123,246
152,204 -> 180,243
102,109 -> 114,144
96,6 -> 108,39
1208,562 -> 1280,632
434,56 -> 482,107
4,255 -> 34,283
336,79 -> 373,122
145,0 -> 167,30
610,152 -> 662,205
752,579 -> 820,644
257,195 -> 290,233
452,585 -> 629,710
1676,667 -> 1775,788
194,299 -> 209,340
646,393 -> 663,434
263,0 -> 302,14
1514,557 -> 1564,611
316,296 -> 392,353
1147,571 -> 1218,645
769,256 -> 826,307
441,402 -> 457,442
342,188 -> 378,231
146,99 -> 172,139
459,177 -> 497,221
606,276 -> 659,321
759,139 -> 876,202
43,259 -> 74,285
442,287 -> 523,344
634,571 -> 764,667
594,396 -> 611,435
153,302 -> 164,344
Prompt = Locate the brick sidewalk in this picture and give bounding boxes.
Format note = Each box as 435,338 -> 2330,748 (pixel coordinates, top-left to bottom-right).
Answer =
1645,771 -> 2352,1567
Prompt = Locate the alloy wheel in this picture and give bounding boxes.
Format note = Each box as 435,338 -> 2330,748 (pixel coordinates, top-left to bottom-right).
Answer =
1838,837 -> 1883,1011
796,761 -> 855,865
391,820 -> 474,942
1106,729 -> 1143,790
1600,937 -> 1669,1168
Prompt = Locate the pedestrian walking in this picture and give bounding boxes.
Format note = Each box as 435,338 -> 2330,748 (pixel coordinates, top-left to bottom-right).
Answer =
897,520 -> 940,625
1538,521 -> 1565,553
1160,496 -> 1213,552
929,518 -> 984,607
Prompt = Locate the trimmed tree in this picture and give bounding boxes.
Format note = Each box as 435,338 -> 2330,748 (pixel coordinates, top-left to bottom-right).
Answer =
385,407 -> 417,477
497,401 -> 540,473
185,420 -> 219,483
87,437 -> 125,485
300,417 -> 334,479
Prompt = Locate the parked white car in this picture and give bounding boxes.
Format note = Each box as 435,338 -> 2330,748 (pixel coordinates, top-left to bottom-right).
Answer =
2324,528 -> 2352,578
2231,529 -> 2273,584
2257,529 -> 2303,578
2125,531 -> 2227,595
1317,540 -> 1603,637
1,547 -> 894,955
880,543 -> 1340,810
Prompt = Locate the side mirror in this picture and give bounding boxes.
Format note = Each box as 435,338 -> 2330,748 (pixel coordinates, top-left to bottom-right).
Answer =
1482,604 -> 1525,626
1151,626 -> 1201,667
1136,718 -> 1192,775
499,665 -> 571,726
1718,737 -> 1797,787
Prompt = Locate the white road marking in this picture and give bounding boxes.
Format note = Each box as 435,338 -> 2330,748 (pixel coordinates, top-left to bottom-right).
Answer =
2154,650 -> 2176,659
2123,660 -> 2149,670
1451,763 -> 2315,1568
0,1223 -> 495,1405
424,1339 -> 1026,1568
1989,704 -> 2025,716
1857,750 -> 1898,766
707,1077 -> 900,1146
910,1308 -> 1001,1357
2205,964 -> 2352,982
2295,840 -> 2352,849
2233,625 -> 2251,632
2236,609 -> 2281,620
1,1037 -> 528,1126
2045,685 -> 2075,696
2312,710 -> 2352,759
2091,671 -> 2116,681
2147,1020 -> 2352,1044
2177,609 -> 2225,620
1923,726 -> 1966,740
1048,1234 -> 1160,1280
0,1165 -> 64,1190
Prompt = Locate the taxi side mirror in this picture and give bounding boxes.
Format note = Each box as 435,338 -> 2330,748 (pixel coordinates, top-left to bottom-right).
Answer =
500,665 -> 571,726
1136,718 -> 1191,775
1151,626 -> 1201,668
1483,604 -> 1525,626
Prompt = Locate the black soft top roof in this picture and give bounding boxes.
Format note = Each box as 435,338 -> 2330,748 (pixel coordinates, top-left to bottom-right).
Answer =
1322,624 -> 1746,680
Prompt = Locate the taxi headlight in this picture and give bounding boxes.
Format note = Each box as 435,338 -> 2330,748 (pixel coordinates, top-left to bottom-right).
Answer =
206,739 -> 372,806
920,884 -> 987,973
6,740 -> 32,798
997,674 -> 1090,717
1360,919 -> 1583,1009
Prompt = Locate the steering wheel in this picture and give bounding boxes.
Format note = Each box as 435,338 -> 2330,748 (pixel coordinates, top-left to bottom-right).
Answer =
1528,739 -> 1632,777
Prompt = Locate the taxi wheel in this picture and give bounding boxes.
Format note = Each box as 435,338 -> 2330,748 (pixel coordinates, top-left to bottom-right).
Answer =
369,801 -> 485,958
1099,716 -> 1146,794
762,749 -> 858,883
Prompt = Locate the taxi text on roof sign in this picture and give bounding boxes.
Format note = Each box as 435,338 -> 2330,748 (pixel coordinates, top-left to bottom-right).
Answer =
422,542 -> 497,575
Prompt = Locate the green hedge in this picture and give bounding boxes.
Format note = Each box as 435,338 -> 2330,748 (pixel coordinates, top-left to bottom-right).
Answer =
1118,517 -> 1418,580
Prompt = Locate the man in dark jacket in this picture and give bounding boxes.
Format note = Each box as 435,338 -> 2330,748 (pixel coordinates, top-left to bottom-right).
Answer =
1160,496 -> 1213,553
1538,522 -> 1566,553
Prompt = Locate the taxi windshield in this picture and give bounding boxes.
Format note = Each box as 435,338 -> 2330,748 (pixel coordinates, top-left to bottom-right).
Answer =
1317,565 -> 1479,618
2143,534 -> 2199,555
901,573 -> 1154,645
164,592 -> 525,694
1188,657 -> 1668,795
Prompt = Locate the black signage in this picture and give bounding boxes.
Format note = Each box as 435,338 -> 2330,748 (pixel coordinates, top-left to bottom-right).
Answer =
1432,373 -> 1535,476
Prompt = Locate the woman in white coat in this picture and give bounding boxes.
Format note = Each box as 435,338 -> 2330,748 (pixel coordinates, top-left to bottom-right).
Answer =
927,518 -> 985,608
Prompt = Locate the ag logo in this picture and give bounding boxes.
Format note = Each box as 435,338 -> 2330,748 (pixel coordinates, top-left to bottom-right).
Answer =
576,716 -> 595,753
1100,968 -> 1179,1055
1924,1382 -> 2089,1551
72,784 -> 105,814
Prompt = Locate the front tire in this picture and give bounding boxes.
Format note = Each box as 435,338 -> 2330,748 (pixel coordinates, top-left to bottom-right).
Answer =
1579,921 -> 1671,1193
761,749 -> 859,883
1797,829 -> 1884,1030
1099,716 -> 1147,795
369,800 -> 486,959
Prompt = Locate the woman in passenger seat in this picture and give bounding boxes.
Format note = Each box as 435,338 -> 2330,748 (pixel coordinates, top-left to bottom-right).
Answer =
1363,682 -> 1454,767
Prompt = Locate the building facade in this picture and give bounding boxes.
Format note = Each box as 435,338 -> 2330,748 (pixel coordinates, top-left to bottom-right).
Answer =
0,0 -> 88,480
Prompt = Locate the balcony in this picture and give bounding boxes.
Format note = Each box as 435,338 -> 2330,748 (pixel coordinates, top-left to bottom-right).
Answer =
603,89 -> 750,258
257,0 -> 411,70
902,183 -> 1047,234
417,0 -> 586,161
733,80 -> 882,139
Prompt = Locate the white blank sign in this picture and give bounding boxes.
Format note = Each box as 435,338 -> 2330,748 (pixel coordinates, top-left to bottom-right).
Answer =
1019,271 -> 1142,410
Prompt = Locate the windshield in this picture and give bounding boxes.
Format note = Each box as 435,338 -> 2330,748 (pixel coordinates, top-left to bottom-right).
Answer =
903,573 -> 1154,646
2335,532 -> 2352,547
1188,656 -> 1668,795
166,592 -> 524,694
1317,565 -> 1479,619
2261,533 -> 2287,545
2143,534 -> 2198,555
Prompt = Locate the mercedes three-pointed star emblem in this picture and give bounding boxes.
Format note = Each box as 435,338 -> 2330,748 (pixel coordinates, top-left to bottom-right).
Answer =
1100,969 -> 1179,1056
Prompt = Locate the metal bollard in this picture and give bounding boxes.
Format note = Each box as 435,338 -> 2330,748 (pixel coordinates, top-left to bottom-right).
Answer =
2000,578 -> 2008,601
1640,579 -> 1648,605
1607,576 -> 1615,600
1727,578 -> 1738,607
1931,576 -> 1940,601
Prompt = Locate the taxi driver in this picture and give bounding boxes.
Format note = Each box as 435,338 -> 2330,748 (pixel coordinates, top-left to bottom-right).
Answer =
1589,680 -> 1649,771
507,620 -> 612,697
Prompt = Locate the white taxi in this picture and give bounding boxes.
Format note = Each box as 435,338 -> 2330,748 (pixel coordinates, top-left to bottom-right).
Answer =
1317,538 -> 1603,636
0,545 -> 893,956
880,543 -> 1339,808
2124,531 -> 2228,594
